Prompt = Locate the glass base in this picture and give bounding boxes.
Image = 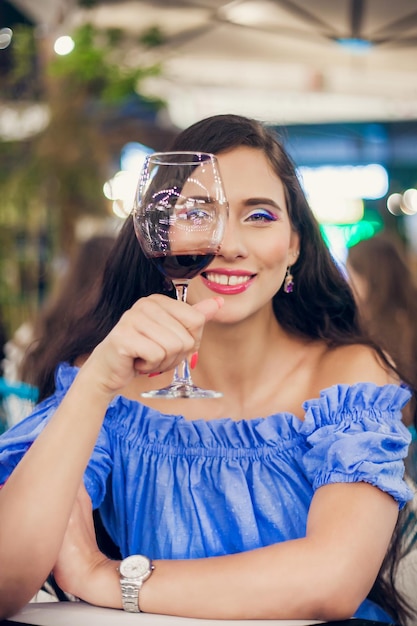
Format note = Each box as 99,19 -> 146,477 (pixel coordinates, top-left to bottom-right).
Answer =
142,382 -> 222,399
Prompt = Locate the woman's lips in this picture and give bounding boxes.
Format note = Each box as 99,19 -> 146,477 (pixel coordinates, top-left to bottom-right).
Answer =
200,270 -> 255,294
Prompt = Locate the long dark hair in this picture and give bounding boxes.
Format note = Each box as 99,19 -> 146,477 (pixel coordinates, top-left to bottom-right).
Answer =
24,114 -> 413,623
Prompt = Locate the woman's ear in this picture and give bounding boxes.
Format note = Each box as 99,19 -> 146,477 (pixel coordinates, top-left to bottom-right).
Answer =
289,232 -> 300,262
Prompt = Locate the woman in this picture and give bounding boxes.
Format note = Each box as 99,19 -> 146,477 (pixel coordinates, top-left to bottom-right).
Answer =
2,234 -> 115,428
0,114 -> 414,623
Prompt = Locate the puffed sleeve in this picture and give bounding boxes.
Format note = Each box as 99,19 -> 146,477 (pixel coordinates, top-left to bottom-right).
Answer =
0,364 -> 73,484
299,383 -> 413,508
0,363 -> 112,508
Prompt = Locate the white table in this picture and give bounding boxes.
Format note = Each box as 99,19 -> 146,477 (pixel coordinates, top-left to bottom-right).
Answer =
3,603 -> 324,626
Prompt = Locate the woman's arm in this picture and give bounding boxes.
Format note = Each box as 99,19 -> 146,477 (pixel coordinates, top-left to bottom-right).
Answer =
0,369 -> 112,615
0,295 -> 222,619
55,480 -> 398,621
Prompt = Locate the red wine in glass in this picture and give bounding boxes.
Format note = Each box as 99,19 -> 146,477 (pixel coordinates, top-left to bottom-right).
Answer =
151,252 -> 215,281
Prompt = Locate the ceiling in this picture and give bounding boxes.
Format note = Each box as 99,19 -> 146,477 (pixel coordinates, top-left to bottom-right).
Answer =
4,0 -> 417,129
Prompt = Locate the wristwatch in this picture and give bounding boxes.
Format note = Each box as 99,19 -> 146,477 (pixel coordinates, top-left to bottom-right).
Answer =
119,554 -> 154,612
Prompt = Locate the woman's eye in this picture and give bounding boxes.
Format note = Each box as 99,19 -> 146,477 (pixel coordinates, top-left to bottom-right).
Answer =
190,208 -> 211,220
177,207 -> 212,224
246,210 -> 278,223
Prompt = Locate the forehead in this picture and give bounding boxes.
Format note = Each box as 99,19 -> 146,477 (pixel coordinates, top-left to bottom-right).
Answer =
216,146 -> 286,208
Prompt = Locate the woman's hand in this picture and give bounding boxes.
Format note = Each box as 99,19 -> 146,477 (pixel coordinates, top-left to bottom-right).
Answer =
53,482 -> 121,608
82,294 -> 223,397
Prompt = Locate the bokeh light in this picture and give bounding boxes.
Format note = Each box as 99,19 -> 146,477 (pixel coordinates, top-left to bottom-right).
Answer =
54,36 -> 75,56
0,28 -> 13,50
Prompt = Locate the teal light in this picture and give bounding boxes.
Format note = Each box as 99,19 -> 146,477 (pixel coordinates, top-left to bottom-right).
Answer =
321,217 -> 383,250
337,38 -> 373,54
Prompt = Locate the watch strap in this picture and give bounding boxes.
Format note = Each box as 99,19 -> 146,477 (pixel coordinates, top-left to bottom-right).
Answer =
120,579 -> 143,613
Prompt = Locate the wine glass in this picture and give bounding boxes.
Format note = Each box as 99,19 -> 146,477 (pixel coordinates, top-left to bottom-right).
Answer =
132,151 -> 228,398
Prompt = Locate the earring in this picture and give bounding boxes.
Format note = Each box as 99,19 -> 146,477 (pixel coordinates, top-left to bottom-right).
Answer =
283,267 -> 294,293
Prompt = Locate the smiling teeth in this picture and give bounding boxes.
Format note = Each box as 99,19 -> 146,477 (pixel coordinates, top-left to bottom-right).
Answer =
205,273 -> 251,285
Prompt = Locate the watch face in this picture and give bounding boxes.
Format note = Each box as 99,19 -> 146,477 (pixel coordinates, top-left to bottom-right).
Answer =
120,555 -> 151,580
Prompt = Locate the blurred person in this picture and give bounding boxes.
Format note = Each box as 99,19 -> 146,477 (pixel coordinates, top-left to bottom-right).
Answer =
346,229 -> 417,557
20,234 -> 116,389
0,309 -> 6,375
0,308 -> 8,433
2,234 -> 115,427
346,233 -> 417,430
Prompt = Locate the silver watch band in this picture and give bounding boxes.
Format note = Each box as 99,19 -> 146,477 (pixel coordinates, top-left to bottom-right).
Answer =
121,580 -> 143,613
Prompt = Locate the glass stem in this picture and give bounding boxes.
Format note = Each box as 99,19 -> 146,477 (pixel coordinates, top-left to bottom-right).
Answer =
173,281 -> 193,385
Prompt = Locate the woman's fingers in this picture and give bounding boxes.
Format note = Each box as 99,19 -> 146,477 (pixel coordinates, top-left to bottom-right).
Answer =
193,296 -> 224,321
131,294 -> 223,336
119,297 -> 203,370
85,295 -> 224,391
129,295 -> 224,374
131,296 -> 224,374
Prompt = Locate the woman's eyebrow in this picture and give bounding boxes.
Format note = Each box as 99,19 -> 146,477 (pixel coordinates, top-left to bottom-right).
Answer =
244,197 -> 283,211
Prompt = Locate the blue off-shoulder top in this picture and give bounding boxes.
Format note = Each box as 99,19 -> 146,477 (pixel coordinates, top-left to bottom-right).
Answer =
0,363 -> 413,622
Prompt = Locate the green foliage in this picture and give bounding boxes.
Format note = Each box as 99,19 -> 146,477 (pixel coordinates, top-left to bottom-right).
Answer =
48,23 -> 162,104
0,21 -> 167,332
3,25 -> 39,99
105,27 -> 124,47
77,0 -> 98,7
49,24 -> 107,84
8,25 -> 36,83
139,26 -> 166,48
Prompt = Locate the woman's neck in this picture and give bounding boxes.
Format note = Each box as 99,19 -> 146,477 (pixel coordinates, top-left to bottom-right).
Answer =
197,311 -> 287,389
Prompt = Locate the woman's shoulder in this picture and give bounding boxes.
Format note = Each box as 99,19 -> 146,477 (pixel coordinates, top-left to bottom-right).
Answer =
313,343 -> 397,389
300,345 -> 411,438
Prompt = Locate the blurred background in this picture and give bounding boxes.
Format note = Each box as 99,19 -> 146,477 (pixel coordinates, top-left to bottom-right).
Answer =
1,0 -> 417,336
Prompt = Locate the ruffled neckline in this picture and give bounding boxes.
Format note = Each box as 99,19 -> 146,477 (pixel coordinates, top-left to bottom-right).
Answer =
54,361 -> 411,431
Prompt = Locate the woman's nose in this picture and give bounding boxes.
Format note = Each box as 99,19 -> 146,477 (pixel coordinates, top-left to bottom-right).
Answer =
218,218 -> 248,260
